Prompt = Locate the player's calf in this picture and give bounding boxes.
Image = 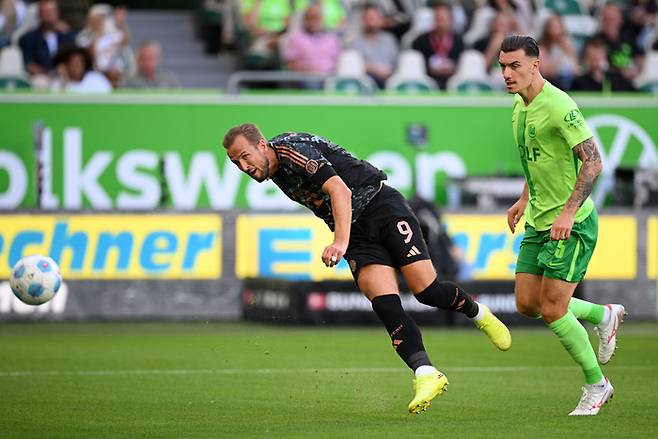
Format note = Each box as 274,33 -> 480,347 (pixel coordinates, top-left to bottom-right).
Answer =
371,294 -> 433,370
414,279 -> 479,317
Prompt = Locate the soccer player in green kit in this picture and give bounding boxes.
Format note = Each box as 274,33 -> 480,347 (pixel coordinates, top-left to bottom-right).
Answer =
499,35 -> 626,416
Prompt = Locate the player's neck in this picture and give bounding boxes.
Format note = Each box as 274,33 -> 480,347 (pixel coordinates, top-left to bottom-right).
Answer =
519,77 -> 546,106
267,145 -> 279,177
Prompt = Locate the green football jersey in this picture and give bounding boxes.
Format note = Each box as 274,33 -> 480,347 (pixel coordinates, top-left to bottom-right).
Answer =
511,81 -> 594,231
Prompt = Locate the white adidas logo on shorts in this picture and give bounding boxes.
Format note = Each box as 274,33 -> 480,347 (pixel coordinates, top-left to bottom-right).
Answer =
406,246 -> 421,257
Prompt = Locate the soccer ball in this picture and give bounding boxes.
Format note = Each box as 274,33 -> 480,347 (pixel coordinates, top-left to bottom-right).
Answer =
9,255 -> 62,305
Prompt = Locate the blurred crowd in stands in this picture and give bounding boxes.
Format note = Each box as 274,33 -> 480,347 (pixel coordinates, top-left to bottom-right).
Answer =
1,0 -> 657,92
202,0 -> 658,93
0,0 -> 178,92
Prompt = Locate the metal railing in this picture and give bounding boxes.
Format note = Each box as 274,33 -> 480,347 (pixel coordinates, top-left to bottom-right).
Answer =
226,70 -> 328,94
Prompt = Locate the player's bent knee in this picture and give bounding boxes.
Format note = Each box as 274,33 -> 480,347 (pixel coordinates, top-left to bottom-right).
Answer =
415,278 -> 455,309
540,304 -> 567,324
515,299 -> 540,318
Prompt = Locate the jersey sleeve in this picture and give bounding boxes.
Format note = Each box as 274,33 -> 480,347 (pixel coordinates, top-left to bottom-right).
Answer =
276,140 -> 337,187
552,96 -> 593,149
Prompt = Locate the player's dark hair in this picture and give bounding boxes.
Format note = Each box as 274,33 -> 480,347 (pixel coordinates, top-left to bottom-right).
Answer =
223,123 -> 265,149
500,35 -> 539,58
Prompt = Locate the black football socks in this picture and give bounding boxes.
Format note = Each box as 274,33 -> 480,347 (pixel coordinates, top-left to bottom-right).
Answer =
415,278 -> 479,318
371,294 -> 432,371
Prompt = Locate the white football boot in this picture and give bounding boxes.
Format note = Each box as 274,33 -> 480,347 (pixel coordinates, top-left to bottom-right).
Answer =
594,304 -> 626,364
568,377 -> 614,416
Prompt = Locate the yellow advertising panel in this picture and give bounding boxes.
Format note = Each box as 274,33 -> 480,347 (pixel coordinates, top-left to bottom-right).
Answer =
236,213 -> 636,281
444,214 -> 519,280
236,215 -> 352,281
587,216 -> 636,279
0,215 -> 221,279
648,216 -> 657,279
446,215 -> 636,280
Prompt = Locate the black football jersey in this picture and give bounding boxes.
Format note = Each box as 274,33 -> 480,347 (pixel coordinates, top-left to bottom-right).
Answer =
268,132 -> 386,230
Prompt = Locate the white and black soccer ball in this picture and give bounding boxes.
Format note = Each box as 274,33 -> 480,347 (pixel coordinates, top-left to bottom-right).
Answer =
9,255 -> 62,305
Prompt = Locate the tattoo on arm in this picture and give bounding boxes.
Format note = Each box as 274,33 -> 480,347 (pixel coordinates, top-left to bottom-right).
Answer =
565,137 -> 602,211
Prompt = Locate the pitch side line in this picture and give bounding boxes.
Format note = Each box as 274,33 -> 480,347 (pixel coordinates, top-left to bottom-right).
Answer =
0,365 -> 651,378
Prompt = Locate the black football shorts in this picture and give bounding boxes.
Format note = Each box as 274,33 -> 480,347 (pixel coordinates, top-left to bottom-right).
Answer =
343,184 -> 430,280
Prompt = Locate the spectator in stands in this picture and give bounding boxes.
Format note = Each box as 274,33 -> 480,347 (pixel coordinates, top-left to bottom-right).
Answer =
121,40 -> 179,89
488,0 -> 531,34
282,4 -> 341,87
0,0 -> 26,48
18,0 -> 74,75
596,2 -> 645,80
57,0 -> 91,32
294,0 -> 347,34
363,0 -> 421,40
473,11 -> 519,72
240,0 -> 292,69
571,37 -> 637,92
113,5 -> 131,46
624,0 -> 657,50
76,4 -> 132,87
50,45 -> 112,92
538,15 -> 580,90
351,3 -> 398,89
411,1 -> 463,90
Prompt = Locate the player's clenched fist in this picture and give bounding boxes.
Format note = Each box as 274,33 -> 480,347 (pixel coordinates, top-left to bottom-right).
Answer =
322,242 -> 347,267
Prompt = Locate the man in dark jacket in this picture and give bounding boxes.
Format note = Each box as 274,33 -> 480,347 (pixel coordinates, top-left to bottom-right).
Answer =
19,0 -> 74,75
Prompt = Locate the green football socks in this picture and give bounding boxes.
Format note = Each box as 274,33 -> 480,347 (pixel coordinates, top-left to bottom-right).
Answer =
568,298 -> 605,325
549,312 -> 603,385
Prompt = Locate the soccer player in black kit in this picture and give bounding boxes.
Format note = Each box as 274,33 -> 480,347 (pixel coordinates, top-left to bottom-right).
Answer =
223,123 -> 511,414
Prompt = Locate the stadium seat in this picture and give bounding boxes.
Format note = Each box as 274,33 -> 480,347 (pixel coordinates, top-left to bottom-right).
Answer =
634,51 -> 658,92
0,77 -> 30,90
0,45 -> 29,89
325,49 -> 377,95
543,0 -> 588,15
385,50 -> 438,93
463,7 -> 496,48
446,50 -> 495,92
0,46 -> 24,76
638,82 -> 658,93
400,7 -> 434,50
561,14 -> 597,37
562,13 -> 597,52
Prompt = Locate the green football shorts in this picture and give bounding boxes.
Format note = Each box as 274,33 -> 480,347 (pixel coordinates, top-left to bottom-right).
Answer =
515,209 -> 598,283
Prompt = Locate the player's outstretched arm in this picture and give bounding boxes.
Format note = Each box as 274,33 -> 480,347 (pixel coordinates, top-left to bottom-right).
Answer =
551,137 -> 603,240
507,182 -> 528,233
321,175 -> 352,267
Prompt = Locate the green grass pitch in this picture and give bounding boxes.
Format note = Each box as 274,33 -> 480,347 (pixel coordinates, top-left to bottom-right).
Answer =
1,321 -> 657,438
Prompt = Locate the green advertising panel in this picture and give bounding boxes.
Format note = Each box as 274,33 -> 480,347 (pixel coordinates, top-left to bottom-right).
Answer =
1,94 -> 657,209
